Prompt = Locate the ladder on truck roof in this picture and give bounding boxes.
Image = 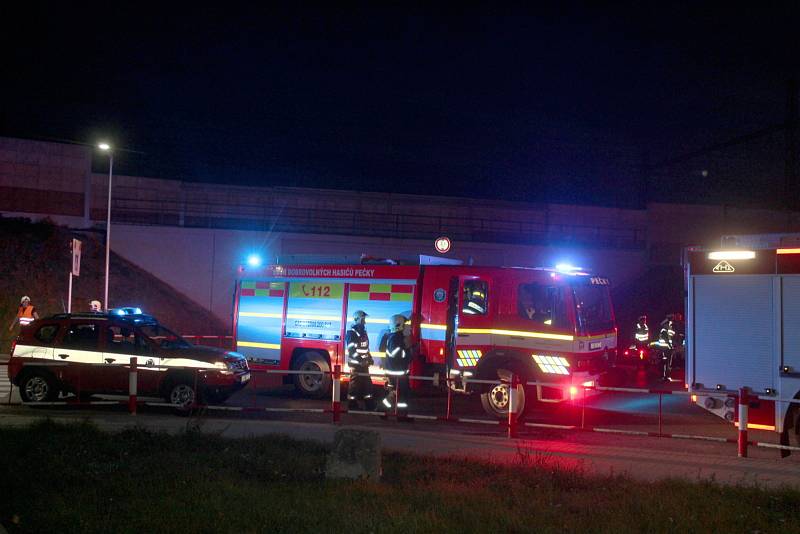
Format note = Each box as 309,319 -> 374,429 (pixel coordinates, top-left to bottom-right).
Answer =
274,254 -> 463,266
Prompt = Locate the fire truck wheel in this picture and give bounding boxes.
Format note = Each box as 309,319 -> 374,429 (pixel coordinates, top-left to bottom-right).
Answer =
786,404 -> 800,447
292,352 -> 331,398
18,370 -> 60,403
480,368 -> 527,419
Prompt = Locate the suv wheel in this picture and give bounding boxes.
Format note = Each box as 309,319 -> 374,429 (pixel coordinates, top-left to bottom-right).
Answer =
19,372 -> 59,403
167,382 -> 197,409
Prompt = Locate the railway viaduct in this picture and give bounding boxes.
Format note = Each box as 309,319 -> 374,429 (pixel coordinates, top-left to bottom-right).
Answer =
3,136 -> 799,323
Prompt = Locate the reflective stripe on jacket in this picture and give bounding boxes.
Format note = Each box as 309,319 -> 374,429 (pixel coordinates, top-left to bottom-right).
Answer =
18,305 -> 35,325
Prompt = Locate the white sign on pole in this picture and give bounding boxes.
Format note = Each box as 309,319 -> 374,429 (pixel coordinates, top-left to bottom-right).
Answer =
72,238 -> 82,277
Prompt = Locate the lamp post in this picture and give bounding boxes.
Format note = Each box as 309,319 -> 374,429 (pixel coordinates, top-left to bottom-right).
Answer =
98,143 -> 113,311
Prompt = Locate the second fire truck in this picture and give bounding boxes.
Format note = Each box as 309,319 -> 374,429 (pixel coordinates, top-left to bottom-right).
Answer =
686,246 -> 800,452
232,261 -> 617,418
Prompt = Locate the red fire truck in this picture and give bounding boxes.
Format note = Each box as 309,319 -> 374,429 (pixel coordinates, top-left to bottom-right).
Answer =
232,261 -> 617,418
686,246 -> 800,450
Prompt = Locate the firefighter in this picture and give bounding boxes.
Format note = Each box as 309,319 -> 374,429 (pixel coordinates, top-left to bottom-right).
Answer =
346,310 -> 375,410
89,300 -> 103,313
649,314 -> 676,381
634,315 -> 649,345
659,314 -> 676,348
8,296 -> 39,332
382,314 -> 411,416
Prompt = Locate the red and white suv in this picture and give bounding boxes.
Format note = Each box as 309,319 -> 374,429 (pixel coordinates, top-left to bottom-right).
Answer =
9,312 -> 249,407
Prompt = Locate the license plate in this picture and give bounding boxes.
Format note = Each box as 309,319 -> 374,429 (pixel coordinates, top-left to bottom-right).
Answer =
240,373 -> 251,383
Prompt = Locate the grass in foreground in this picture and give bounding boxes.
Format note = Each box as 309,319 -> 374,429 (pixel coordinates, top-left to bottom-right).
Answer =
0,420 -> 798,533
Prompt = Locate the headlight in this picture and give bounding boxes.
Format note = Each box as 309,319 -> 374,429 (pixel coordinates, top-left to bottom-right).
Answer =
213,361 -> 234,375
532,354 -> 570,375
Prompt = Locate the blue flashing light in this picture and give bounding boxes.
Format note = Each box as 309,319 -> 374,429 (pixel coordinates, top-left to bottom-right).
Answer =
247,254 -> 262,268
555,263 -> 581,273
112,307 -> 144,316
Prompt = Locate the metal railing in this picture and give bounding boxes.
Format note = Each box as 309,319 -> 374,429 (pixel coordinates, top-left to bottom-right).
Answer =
91,195 -> 647,249
9,356 -> 800,458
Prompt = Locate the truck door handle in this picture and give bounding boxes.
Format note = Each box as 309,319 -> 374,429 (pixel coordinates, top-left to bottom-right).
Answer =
105,358 -> 115,364
458,333 -> 470,338
58,353 -> 69,359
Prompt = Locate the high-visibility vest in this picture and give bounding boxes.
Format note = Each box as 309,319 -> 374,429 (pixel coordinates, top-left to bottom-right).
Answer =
18,305 -> 36,326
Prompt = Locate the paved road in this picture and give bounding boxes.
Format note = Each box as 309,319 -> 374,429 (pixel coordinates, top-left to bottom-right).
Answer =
0,360 -> 781,445
222,364 -> 780,445
3,357 -> 796,488
1,407 -> 798,489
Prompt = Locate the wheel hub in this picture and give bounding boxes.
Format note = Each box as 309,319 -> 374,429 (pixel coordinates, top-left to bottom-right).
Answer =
300,362 -> 322,390
170,384 -> 195,406
25,377 -> 49,402
490,384 -> 509,409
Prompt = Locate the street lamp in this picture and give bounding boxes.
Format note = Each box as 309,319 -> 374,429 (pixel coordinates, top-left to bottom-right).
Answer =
98,142 -> 113,311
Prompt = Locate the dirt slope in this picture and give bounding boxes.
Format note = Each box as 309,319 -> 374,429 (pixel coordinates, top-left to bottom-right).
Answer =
0,217 -> 227,351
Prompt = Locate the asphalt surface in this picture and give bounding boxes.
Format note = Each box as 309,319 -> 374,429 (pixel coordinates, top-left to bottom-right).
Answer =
3,358 -> 799,488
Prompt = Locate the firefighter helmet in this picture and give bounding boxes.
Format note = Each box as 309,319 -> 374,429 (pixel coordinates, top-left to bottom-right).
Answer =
389,314 -> 406,333
353,310 -> 368,324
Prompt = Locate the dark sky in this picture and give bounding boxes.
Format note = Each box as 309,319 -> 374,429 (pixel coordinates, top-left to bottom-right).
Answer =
3,3 -> 798,209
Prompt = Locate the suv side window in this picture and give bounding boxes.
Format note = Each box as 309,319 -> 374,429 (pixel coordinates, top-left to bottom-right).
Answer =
34,324 -> 60,344
462,280 -> 488,316
105,325 -> 150,355
60,323 -> 100,351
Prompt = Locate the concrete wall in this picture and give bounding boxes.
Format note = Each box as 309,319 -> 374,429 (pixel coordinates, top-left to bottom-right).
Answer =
0,137 -> 91,221
109,224 -> 647,324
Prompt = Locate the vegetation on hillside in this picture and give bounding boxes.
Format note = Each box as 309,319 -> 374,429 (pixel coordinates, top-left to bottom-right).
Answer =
0,217 -> 227,352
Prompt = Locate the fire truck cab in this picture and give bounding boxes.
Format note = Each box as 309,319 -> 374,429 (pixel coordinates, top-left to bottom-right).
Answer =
233,261 -> 617,418
686,246 -> 800,449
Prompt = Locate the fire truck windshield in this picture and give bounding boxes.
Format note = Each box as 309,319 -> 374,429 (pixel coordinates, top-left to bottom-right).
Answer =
140,324 -> 192,349
572,284 -> 614,333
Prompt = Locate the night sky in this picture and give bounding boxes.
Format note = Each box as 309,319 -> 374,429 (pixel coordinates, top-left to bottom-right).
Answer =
3,4 -> 798,209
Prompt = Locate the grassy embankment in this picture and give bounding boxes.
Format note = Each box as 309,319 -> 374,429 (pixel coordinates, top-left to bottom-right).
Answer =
0,217 -> 227,353
0,420 -> 798,533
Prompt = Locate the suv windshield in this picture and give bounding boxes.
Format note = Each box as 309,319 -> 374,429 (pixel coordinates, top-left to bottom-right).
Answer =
139,323 -> 192,349
572,284 -> 613,333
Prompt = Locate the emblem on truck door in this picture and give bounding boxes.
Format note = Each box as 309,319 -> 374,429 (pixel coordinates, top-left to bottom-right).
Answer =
712,260 -> 735,273
434,288 -> 447,302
